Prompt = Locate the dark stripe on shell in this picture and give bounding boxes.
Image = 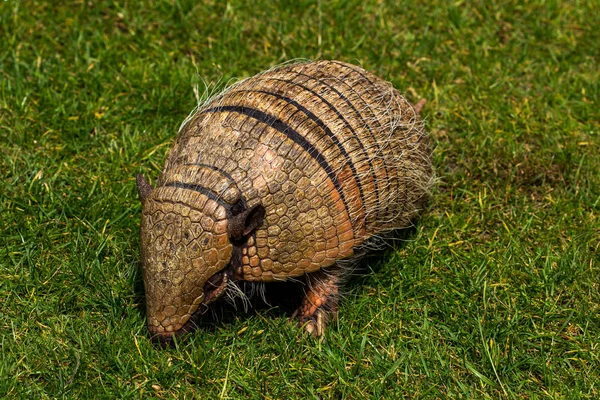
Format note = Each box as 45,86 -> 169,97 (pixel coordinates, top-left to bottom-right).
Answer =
330,62 -> 410,221
287,71 -> 387,211
314,63 -> 401,223
236,89 -> 366,222
183,162 -> 248,213
202,105 -> 351,220
255,73 -> 386,225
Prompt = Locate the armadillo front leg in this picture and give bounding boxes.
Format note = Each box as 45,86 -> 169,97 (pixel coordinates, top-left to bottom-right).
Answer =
292,267 -> 343,337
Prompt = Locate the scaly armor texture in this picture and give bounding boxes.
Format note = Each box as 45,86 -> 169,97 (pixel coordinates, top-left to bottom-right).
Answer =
137,60 -> 434,343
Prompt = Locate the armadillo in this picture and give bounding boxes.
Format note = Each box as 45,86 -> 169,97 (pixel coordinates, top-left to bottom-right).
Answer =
137,60 -> 434,343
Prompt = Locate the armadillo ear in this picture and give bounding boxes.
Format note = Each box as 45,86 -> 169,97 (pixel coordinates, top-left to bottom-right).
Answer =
136,174 -> 153,202
228,203 -> 265,239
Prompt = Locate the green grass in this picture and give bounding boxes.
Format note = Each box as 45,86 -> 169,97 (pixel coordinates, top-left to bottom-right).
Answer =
1,0 -> 598,398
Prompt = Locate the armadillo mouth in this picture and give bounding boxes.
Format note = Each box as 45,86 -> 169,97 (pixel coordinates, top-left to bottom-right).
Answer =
150,271 -> 229,347
203,271 -> 229,305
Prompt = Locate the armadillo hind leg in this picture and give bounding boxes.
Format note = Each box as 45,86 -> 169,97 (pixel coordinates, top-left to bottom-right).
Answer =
291,266 -> 343,337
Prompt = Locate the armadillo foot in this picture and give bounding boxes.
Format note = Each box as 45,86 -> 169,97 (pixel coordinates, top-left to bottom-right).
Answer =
291,268 -> 341,337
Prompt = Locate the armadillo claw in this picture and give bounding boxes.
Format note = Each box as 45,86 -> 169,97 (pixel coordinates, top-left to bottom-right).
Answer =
296,308 -> 339,337
302,311 -> 324,337
291,270 -> 341,337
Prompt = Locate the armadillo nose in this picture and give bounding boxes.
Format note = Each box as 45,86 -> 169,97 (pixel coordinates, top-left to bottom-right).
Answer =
149,329 -> 176,347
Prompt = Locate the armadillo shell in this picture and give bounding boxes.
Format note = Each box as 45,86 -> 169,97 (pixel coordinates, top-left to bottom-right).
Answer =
157,60 -> 433,282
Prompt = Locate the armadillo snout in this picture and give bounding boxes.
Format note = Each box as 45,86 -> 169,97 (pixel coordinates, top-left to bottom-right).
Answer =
147,273 -> 228,346
148,315 -> 199,347
140,188 -> 234,338
148,326 -> 177,347
147,313 -> 200,346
